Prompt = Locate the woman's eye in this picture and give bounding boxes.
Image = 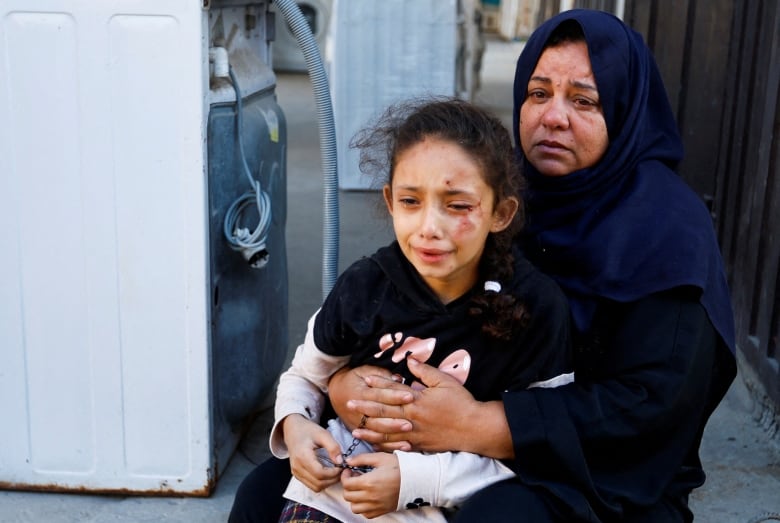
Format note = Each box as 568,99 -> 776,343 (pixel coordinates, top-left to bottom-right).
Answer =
399,197 -> 418,206
574,97 -> 599,108
527,90 -> 547,100
450,203 -> 474,212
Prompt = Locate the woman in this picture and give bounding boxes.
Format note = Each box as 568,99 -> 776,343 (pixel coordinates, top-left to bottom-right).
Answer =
230,9 -> 737,522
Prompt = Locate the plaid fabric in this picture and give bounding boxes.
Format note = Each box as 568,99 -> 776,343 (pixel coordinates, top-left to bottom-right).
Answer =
278,500 -> 342,523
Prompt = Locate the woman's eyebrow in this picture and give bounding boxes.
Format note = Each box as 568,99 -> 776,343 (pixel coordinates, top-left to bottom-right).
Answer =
529,75 -> 551,84
571,80 -> 598,92
528,75 -> 598,93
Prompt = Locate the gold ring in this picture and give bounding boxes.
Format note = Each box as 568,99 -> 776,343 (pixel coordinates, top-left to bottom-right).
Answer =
359,415 -> 368,428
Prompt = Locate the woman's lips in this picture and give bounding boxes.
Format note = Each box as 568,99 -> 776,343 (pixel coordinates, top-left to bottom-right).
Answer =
536,139 -> 568,153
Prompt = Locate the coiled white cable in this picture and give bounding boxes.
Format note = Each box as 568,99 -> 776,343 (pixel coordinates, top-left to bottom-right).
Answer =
223,66 -> 273,269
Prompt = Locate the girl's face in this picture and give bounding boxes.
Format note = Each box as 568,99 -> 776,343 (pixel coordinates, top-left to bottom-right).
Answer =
383,137 -> 517,304
519,40 -> 609,176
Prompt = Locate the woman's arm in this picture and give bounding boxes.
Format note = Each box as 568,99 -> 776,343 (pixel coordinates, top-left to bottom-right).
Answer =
329,288 -> 735,495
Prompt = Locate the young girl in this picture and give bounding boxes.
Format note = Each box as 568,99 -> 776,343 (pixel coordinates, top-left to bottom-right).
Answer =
269,98 -> 573,522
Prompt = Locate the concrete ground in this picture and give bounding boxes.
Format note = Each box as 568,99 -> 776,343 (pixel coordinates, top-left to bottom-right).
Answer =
1,36 -> 779,523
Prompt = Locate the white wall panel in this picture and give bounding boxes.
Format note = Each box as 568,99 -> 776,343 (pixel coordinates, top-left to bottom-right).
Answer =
328,0 -> 459,189
0,1 -> 211,494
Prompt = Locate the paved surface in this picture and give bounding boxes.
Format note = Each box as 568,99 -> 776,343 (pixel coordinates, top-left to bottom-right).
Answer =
1,36 -> 779,523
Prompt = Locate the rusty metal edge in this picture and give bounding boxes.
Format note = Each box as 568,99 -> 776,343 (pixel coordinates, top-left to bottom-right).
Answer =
0,474 -> 216,498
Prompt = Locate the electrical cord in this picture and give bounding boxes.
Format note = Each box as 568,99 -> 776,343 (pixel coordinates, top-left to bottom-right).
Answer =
223,66 -> 273,269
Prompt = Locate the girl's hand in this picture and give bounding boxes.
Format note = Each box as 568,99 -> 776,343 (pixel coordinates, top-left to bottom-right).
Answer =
340,452 -> 401,518
281,414 -> 343,492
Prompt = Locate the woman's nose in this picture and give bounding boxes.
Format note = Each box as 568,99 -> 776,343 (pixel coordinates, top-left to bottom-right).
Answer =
540,97 -> 569,129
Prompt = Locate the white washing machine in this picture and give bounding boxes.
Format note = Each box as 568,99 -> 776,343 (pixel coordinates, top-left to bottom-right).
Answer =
0,0 -> 287,496
272,0 -> 332,72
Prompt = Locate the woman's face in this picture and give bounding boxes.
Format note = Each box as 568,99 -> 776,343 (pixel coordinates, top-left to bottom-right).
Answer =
383,137 -> 517,304
519,40 -> 609,176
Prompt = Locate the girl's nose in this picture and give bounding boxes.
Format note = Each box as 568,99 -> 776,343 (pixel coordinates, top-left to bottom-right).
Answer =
419,205 -> 443,238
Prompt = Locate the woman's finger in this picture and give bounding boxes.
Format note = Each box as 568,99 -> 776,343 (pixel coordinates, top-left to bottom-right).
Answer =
346,399 -> 414,422
351,381 -> 415,405
362,413 -> 413,434
329,366 -> 416,430
350,418 -> 413,450
363,373 -> 414,390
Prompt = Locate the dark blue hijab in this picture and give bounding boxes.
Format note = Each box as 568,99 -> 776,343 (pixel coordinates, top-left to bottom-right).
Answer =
513,9 -> 735,353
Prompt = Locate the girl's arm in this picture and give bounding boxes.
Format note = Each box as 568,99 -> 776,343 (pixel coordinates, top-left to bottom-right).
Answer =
269,311 -> 349,456
341,449 -> 514,518
393,450 -> 514,509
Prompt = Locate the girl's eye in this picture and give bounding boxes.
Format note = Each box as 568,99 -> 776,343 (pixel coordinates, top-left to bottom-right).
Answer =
399,197 -> 418,206
450,203 -> 474,212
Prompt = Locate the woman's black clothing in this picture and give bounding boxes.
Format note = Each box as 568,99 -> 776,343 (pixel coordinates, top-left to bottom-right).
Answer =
494,289 -> 735,522
504,9 -> 737,521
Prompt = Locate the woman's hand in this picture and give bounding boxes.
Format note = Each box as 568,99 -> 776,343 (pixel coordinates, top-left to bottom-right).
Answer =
350,359 -> 515,459
328,365 -> 415,452
340,452 -> 401,519
281,414 -> 343,492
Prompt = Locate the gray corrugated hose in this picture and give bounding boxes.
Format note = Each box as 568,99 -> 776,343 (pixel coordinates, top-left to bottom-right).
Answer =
274,0 -> 339,299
